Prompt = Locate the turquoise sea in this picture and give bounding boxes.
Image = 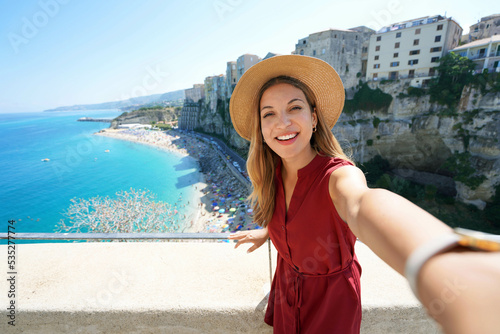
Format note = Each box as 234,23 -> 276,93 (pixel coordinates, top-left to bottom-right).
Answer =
0,110 -> 200,243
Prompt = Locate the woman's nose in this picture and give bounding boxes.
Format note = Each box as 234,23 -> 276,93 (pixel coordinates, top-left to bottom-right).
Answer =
276,111 -> 291,128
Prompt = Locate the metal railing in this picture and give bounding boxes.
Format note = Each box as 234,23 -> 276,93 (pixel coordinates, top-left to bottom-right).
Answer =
0,232 -> 229,240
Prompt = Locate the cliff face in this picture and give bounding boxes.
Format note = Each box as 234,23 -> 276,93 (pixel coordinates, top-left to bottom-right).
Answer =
333,81 -> 500,207
195,79 -> 499,207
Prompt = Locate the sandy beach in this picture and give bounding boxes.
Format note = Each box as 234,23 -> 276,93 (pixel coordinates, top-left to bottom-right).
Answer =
95,128 -> 257,234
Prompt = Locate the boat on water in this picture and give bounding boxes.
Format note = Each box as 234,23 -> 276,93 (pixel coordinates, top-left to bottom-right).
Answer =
41,158 -> 50,162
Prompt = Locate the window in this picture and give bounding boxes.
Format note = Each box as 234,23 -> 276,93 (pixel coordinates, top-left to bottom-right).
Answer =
300,49 -> 304,55
408,59 -> 419,65
430,46 -> 442,52
362,47 -> 368,53
313,50 -> 316,56
494,60 -> 499,68
374,55 -> 379,60
395,42 -> 400,48
413,39 -> 419,46
389,71 -> 398,80
374,64 -> 380,69
435,35 -> 441,42
376,36 -> 381,41
373,73 -> 378,80
393,52 -> 399,58
396,32 -> 402,38
375,45 -> 380,51
409,69 -> 415,78
355,35 -> 358,40
334,34 -> 337,38
409,50 -> 420,55
303,40 -> 306,44
390,61 -> 400,67
431,57 -> 440,63
415,28 -> 421,35
437,24 -> 443,31
429,67 -> 436,76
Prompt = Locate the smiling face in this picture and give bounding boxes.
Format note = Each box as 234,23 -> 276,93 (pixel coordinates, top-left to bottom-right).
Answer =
259,83 -> 318,165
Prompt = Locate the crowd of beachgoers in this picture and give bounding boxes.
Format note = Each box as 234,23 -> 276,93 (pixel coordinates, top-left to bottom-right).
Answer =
96,128 -> 260,234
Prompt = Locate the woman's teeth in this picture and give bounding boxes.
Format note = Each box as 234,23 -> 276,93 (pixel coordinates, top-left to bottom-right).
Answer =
277,133 -> 298,141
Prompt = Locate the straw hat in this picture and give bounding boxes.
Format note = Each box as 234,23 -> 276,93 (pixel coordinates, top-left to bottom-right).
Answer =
229,55 -> 345,141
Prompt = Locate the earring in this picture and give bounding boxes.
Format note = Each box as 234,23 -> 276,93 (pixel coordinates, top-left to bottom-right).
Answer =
312,126 -> 317,133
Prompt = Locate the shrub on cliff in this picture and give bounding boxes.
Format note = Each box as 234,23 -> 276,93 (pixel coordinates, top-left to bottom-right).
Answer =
429,52 -> 476,108
344,83 -> 393,113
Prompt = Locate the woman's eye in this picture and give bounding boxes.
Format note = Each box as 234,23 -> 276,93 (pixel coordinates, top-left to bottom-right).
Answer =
291,106 -> 302,111
262,112 -> 273,118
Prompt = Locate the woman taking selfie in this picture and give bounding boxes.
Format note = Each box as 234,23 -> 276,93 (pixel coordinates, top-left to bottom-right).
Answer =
228,55 -> 500,334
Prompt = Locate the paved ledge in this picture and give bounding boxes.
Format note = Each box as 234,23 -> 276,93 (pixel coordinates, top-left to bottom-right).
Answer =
0,241 -> 440,333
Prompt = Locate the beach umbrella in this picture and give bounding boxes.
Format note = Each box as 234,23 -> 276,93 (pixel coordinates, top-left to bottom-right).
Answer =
247,209 -> 253,213
229,208 -> 236,212
212,202 -> 218,206
213,206 -> 220,211
227,194 -> 232,198
239,197 -> 245,201
219,208 -> 226,213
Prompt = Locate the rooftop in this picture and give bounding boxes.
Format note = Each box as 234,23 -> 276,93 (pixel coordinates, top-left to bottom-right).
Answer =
452,35 -> 500,51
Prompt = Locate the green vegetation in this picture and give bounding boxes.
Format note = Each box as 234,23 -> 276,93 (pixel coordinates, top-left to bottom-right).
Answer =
472,71 -> 500,94
440,152 -> 487,190
343,83 -> 393,113
428,52 -> 476,108
398,86 -> 427,98
360,155 -> 499,233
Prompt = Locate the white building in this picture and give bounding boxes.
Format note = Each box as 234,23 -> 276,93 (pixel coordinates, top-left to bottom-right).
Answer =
366,15 -> 462,85
452,35 -> 500,73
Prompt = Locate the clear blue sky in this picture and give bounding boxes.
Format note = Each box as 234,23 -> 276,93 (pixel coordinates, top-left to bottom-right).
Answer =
0,0 -> 495,113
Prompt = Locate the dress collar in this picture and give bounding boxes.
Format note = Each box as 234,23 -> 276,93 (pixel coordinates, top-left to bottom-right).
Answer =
275,153 -> 326,180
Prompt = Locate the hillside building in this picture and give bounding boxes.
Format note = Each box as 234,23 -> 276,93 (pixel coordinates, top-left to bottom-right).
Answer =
366,15 -> 462,86
179,84 -> 205,131
467,14 -> 500,42
225,61 -> 237,98
236,54 -> 261,82
294,26 -> 374,90
452,35 -> 500,73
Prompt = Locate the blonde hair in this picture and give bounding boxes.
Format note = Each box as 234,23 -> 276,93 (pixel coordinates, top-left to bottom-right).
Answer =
246,76 -> 352,227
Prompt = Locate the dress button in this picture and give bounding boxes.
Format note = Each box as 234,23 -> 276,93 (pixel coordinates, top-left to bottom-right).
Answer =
281,225 -> 285,231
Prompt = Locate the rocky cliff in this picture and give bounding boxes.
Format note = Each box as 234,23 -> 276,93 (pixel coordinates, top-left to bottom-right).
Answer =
195,79 -> 500,207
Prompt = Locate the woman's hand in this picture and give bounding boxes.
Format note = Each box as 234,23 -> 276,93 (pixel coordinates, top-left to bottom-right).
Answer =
229,227 -> 269,253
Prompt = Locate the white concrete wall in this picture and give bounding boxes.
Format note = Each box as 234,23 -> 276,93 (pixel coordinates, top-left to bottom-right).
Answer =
0,241 -> 440,333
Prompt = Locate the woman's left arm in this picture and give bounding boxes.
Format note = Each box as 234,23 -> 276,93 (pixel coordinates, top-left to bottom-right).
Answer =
329,165 -> 500,333
329,165 -> 451,274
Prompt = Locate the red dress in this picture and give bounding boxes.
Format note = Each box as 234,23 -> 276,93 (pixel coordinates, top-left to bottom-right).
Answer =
265,154 -> 362,333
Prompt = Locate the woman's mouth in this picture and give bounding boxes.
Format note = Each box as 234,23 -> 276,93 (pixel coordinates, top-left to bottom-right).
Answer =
276,133 -> 298,141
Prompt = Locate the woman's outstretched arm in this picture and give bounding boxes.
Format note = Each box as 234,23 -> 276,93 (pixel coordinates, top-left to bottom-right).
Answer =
330,165 -> 500,334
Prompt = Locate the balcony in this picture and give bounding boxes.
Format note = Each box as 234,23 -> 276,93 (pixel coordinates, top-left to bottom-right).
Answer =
0,234 -> 440,333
